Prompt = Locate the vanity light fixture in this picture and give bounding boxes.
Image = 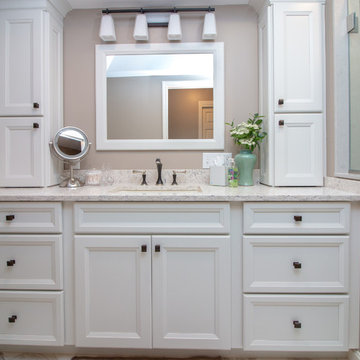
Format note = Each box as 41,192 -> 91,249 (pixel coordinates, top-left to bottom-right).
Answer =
100,7 -> 215,42
167,11 -> 182,41
133,13 -> 149,41
202,11 -> 217,40
99,12 -> 116,41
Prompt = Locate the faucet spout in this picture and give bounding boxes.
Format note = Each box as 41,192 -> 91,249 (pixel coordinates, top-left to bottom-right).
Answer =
155,158 -> 163,185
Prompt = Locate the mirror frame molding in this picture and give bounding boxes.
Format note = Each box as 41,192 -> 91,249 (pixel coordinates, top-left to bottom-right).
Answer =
96,42 -> 224,150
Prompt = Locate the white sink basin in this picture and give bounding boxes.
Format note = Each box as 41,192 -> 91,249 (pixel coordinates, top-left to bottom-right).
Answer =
109,184 -> 202,192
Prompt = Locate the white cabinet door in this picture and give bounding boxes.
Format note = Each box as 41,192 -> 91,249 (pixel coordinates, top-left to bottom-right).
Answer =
0,118 -> 44,187
275,114 -> 323,186
273,2 -> 324,113
74,235 -> 152,348
0,10 -> 43,116
152,235 -> 231,349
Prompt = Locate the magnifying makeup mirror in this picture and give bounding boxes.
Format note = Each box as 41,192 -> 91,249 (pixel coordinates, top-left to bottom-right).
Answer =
50,127 -> 91,188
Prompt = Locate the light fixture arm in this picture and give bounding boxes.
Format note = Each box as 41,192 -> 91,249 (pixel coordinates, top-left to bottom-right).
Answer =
101,7 -> 215,14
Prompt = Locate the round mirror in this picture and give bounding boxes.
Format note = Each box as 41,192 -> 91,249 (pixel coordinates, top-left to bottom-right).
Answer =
53,127 -> 90,163
50,127 -> 91,188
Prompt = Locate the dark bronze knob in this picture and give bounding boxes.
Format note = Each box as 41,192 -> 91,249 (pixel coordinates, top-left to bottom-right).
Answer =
294,215 -> 302,222
293,261 -> 302,269
7,260 -> 16,267
141,245 -> 147,253
33,123 -> 39,129
33,102 -> 39,109
279,120 -> 285,126
278,99 -> 284,105
6,215 -> 15,221
8,315 -> 17,323
293,320 -> 301,328
155,245 -> 161,252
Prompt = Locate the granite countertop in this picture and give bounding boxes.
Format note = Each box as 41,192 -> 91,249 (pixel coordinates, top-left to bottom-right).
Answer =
0,183 -> 359,202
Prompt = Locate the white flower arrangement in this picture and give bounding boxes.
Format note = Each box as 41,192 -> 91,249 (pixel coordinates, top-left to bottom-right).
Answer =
226,113 -> 267,152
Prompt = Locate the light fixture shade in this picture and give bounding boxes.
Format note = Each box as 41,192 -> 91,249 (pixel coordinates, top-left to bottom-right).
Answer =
99,14 -> 116,41
134,14 -> 149,41
168,13 -> 182,40
202,12 -> 217,40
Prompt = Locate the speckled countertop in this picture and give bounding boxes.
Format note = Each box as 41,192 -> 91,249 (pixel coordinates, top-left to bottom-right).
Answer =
0,183 -> 359,202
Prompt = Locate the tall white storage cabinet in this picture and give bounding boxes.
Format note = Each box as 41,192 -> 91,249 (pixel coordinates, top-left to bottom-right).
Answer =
0,1 -> 70,187
253,0 -> 325,186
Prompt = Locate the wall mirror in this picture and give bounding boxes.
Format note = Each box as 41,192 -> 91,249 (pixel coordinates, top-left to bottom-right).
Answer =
96,42 -> 224,150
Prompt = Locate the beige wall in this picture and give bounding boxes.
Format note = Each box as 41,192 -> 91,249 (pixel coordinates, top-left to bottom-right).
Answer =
326,0 -> 335,177
63,6 -> 258,169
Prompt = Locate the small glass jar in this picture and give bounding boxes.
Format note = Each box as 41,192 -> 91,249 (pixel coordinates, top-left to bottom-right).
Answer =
227,158 -> 238,187
85,169 -> 102,186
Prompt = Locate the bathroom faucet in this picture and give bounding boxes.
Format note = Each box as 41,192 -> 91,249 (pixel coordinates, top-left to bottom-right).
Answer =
155,158 -> 163,185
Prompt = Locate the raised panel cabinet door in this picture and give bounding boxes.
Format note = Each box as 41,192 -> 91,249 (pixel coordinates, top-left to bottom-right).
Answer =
0,10 -> 43,116
275,114 -> 323,186
273,2 -> 324,113
0,118 -> 44,187
74,235 -> 152,348
152,235 -> 231,349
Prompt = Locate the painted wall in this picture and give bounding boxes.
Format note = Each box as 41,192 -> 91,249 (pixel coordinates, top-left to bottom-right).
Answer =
63,6 -> 258,169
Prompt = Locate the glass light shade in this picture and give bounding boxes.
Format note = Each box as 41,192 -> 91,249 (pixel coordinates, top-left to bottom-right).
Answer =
133,14 -> 149,41
168,13 -> 182,41
99,14 -> 116,41
202,12 -> 217,40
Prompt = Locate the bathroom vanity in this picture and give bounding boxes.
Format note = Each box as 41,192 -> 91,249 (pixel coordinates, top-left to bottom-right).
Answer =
0,185 -> 359,357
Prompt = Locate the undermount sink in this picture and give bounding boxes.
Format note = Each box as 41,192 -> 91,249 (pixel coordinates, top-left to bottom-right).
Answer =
109,184 -> 203,192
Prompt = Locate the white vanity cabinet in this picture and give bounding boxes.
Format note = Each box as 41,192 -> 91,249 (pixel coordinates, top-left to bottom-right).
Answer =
74,202 -> 231,350
257,0 -> 325,186
243,202 -> 351,351
0,202 -> 64,346
0,1 -> 69,187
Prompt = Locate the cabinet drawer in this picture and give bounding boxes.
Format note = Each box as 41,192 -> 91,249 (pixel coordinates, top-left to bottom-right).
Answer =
244,202 -> 350,234
74,202 -> 230,234
0,291 -> 64,346
0,235 -> 63,290
0,203 -> 62,233
243,294 -> 349,351
243,236 -> 348,293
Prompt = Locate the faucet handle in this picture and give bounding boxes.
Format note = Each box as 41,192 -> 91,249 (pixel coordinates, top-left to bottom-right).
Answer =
132,170 -> 148,185
172,170 -> 186,185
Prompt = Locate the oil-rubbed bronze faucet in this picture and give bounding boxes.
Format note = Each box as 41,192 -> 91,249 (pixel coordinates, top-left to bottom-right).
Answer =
155,158 -> 163,185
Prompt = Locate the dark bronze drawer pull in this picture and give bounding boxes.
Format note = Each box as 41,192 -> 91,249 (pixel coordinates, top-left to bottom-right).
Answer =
294,215 -> 302,222
7,260 -> 16,267
6,215 -> 15,221
278,98 -> 284,105
33,102 -> 40,109
33,122 -> 39,129
279,120 -> 285,126
155,245 -> 161,252
8,315 -> 17,323
141,245 -> 147,253
293,261 -> 302,269
293,320 -> 301,329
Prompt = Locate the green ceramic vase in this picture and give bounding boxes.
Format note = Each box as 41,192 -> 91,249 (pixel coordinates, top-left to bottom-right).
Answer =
234,149 -> 256,186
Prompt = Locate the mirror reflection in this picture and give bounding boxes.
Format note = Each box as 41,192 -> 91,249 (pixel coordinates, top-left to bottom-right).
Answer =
58,129 -> 87,156
106,53 -> 214,140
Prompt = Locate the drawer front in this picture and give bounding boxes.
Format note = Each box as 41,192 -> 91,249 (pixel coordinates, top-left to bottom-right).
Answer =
244,202 -> 350,234
0,203 -> 62,233
74,202 -> 230,234
243,236 -> 348,293
243,294 -> 349,351
0,235 -> 63,290
0,291 -> 64,346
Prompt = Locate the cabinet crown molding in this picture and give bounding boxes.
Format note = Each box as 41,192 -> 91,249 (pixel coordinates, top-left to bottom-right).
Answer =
0,0 -> 72,17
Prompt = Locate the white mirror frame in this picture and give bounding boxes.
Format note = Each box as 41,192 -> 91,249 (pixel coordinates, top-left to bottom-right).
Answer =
96,42 -> 224,151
